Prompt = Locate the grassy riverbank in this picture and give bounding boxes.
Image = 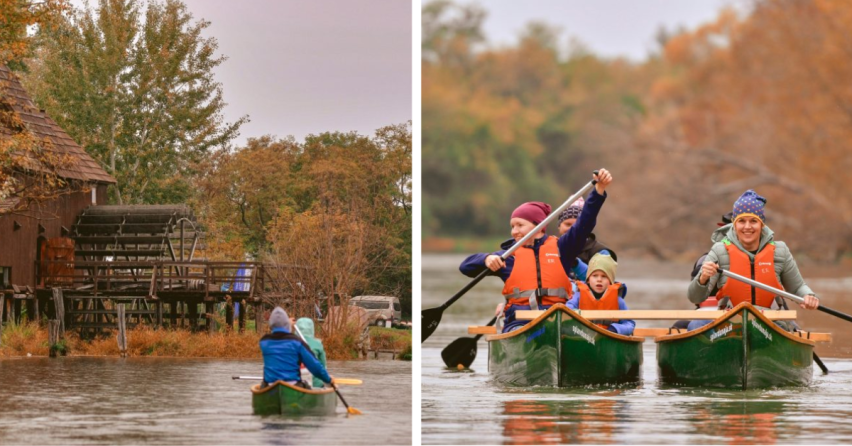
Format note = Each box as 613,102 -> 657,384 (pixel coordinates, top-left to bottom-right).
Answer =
0,321 -> 412,361
0,321 -> 263,358
369,327 -> 412,360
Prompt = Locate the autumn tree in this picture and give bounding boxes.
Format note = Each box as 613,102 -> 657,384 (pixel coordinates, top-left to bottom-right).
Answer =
195,123 -> 412,319
22,0 -> 245,205
619,1 -> 852,260
422,1 -> 651,239
0,0 -> 87,215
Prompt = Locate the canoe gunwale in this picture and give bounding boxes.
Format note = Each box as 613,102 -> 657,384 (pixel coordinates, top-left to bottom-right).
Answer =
486,303 -> 643,343
654,302 -> 815,346
251,381 -> 336,396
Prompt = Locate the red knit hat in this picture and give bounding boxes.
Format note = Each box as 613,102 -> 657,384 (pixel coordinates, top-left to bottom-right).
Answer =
510,202 -> 552,226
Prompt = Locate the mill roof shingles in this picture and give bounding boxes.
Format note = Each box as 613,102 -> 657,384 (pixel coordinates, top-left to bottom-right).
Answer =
0,65 -> 116,184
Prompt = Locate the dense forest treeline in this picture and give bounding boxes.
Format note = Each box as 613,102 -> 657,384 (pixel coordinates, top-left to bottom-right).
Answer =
423,0 -> 852,262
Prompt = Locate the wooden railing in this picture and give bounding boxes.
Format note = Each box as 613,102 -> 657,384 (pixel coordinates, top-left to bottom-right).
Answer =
37,260 -> 268,298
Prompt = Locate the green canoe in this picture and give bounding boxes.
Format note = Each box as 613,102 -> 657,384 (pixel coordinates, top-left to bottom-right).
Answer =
487,304 -> 644,387
656,302 -> 814,389
251,381 -> 338,416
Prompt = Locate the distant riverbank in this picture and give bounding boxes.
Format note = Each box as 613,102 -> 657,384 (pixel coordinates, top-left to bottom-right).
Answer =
0,322 -> 411,361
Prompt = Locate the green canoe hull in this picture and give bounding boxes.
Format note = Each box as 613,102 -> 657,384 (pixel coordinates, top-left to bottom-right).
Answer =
251,381 -> 338,416
656,303 -> 814,389
488,304 -> 643,387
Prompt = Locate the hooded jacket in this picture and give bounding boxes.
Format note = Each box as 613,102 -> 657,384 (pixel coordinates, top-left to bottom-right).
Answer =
295,318 -> 327,388
260,308 -> 331,385
687,224 -> 815,305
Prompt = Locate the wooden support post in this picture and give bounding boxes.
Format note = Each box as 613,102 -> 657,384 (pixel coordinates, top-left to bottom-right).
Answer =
188,301 -> 199,332
48,320 -> 60,357
12,299 -> 21,324
169,302 -> 177,329
239,299 -> 247,333
205,302 -> 215,334
0,294 -> 4,337
25,298 -> 36,323
225,297 -> 234,330
156,301 -> 163,329
179,301 -> 185,328
117,304 -> 127,358
52,288 -> 65,335
254,301 -> 263,333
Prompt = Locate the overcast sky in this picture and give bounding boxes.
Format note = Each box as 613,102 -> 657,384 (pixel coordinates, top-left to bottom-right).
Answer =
177,0 -> 412,146
452,0 -> 744,60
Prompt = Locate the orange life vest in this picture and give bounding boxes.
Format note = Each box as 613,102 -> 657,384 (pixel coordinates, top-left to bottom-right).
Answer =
576,281 -> 621,328
716,240 -> 783,308
502,236 -> 572,310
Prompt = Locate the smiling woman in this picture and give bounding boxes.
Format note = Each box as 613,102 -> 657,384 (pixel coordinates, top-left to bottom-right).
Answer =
687,189 -> 821,332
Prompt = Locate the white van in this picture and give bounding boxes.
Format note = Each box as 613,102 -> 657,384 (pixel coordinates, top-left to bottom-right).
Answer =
349,295 -> 402,327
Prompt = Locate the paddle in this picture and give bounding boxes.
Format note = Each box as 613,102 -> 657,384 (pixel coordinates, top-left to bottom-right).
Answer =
720,268 -> 841,374
422,171 -> 600,343
441,316 -> 497,369
232,376 -> 363,385
293,324 -> 363,415
773,292 -> 830,375
719,269 -> 852,323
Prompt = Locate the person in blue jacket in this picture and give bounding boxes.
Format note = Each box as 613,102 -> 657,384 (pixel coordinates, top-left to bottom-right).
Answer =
260,307 -> 334,389
460,169 -> 613,332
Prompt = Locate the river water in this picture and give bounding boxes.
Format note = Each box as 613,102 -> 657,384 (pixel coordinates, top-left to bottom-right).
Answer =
0,357 -> 411,445
422,253 -> 852,445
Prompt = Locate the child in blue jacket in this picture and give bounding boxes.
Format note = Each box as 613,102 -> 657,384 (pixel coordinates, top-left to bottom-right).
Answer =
566,253 -> 635,335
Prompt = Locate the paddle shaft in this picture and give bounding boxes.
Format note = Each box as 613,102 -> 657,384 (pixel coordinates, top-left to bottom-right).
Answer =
720,269 -> 852,323
774,296 -> 830,375
293,324 -> 360,414
232,376 -> 362,385
438,181 -> 599,310
813,353 -> 829,374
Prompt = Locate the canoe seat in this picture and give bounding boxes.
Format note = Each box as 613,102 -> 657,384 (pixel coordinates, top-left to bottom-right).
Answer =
468,326 -> 497,335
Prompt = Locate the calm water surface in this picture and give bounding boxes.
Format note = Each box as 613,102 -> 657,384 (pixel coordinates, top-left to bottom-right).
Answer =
422,253 -> 852,445
0,357 -> 411,445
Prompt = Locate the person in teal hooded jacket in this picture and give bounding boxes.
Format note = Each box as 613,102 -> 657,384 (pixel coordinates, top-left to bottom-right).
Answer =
295,317 -> 328,388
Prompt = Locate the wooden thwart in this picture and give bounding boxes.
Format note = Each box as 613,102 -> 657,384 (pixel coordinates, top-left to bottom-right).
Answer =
468,326 -> 498,335
468,325 -> 831,342
515,309 -> 798,321
633,327 -> 831,342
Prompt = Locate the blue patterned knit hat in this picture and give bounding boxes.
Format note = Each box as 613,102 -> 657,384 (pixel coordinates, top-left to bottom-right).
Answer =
732,190 -> 766,223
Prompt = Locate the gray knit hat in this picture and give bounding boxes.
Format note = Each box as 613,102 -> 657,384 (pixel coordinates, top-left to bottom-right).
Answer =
269,307 -> 291,331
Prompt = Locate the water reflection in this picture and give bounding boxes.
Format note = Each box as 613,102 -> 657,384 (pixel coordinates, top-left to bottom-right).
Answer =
501,392 -> 628,445
687,400 -> 788,445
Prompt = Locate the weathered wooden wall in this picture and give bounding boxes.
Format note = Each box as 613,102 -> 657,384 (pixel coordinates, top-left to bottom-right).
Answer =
0,184 -> 109,288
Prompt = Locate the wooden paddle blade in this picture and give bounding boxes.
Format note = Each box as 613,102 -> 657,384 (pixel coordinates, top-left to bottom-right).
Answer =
421,307 -> 444,342
333,378 -> 363,385
347,406 -> 363,415
441,336 -> 479,369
